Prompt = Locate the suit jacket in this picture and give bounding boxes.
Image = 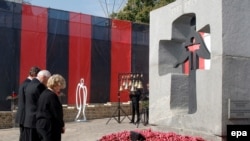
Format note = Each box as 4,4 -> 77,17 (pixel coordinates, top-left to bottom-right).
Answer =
36,89 -> 64,140
23,78 -> 46,128
15,78 -> 31,125
129,89 -> 141,102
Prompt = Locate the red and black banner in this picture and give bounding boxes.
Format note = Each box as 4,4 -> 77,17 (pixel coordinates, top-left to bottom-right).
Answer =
0,1 -> 149,111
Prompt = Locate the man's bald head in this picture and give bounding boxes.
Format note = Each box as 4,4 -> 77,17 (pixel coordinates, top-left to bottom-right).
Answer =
37,70 -> 51,85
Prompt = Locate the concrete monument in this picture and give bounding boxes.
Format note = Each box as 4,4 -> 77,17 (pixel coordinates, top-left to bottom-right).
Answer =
149,0 -> 250,140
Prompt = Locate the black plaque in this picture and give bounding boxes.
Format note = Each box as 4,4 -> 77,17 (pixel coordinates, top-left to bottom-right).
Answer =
228,99 -> 250,119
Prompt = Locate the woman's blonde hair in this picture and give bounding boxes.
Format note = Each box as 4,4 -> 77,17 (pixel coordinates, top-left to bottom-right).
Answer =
47,74 -> 66,89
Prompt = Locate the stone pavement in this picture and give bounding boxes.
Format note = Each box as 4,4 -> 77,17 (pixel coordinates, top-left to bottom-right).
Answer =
0,117 -> 220,141
0,117 -> 151,141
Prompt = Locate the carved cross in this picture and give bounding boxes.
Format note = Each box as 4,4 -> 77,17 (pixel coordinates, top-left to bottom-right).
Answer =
174,25 -> 210,114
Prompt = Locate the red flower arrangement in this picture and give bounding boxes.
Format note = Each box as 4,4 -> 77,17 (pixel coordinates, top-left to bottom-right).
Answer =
6,91 -> 18,100
99,128 -> 205,141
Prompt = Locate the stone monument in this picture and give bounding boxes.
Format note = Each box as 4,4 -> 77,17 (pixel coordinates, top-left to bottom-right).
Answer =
149,0 -> 250,140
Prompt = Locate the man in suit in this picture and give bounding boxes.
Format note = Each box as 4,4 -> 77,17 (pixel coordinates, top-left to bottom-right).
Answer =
129,88 -> 142,124
15,66 -> 41,141
23,70 -> 51,141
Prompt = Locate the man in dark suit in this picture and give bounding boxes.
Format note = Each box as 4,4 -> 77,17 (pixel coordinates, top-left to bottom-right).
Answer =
23,70 -> 51,141
129,88 -> 142,124
15,66 -> 40,141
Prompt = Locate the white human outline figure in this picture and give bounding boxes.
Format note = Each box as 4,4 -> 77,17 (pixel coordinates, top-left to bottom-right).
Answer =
75,78 -> 88,121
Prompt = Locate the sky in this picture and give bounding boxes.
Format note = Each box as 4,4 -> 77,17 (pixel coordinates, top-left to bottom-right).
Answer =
29,0 -> 127,18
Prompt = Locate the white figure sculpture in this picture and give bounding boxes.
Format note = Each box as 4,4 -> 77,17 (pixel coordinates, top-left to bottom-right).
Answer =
75,78 -> 88,122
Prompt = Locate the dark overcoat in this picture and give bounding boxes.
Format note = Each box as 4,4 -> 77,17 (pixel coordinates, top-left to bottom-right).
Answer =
36,89 -> 64,141
15,78 -> 31,125
23,78 -> 46,128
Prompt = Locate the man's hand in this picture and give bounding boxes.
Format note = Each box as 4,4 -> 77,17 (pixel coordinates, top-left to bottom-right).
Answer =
62,127 -> 65,134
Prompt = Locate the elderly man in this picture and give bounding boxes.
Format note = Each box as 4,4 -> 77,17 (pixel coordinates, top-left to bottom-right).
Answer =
23,70 -> 51,141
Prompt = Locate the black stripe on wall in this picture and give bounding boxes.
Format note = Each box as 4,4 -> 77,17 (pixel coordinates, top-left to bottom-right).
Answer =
90,16 -> 111,103
47,9 -> 69,104
0,1 -> 22,110
132,23 -> 150,87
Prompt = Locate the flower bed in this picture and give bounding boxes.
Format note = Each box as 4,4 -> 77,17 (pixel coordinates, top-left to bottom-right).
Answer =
99,129 -> 205,141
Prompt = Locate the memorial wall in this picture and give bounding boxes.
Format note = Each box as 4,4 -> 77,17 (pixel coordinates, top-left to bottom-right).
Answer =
150,0 -> 250,140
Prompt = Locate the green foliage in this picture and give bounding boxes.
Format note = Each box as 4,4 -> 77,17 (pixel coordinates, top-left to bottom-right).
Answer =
114,0 -> 175,23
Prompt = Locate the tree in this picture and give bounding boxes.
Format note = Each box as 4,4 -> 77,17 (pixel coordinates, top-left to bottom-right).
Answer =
113,0 -> 175,23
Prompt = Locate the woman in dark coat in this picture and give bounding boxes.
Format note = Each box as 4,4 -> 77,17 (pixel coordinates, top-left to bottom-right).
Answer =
36,74 -> 66,141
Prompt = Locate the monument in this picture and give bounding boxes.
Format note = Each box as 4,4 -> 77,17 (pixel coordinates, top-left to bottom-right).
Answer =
149,0 -> 250,140
75,78 -> 88,122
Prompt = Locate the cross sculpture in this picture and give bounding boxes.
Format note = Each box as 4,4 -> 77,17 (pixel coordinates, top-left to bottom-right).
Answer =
174,25 -> 210,114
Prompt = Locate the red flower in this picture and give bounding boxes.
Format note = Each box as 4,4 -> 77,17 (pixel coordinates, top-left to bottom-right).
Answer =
99,129 -> 205,141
